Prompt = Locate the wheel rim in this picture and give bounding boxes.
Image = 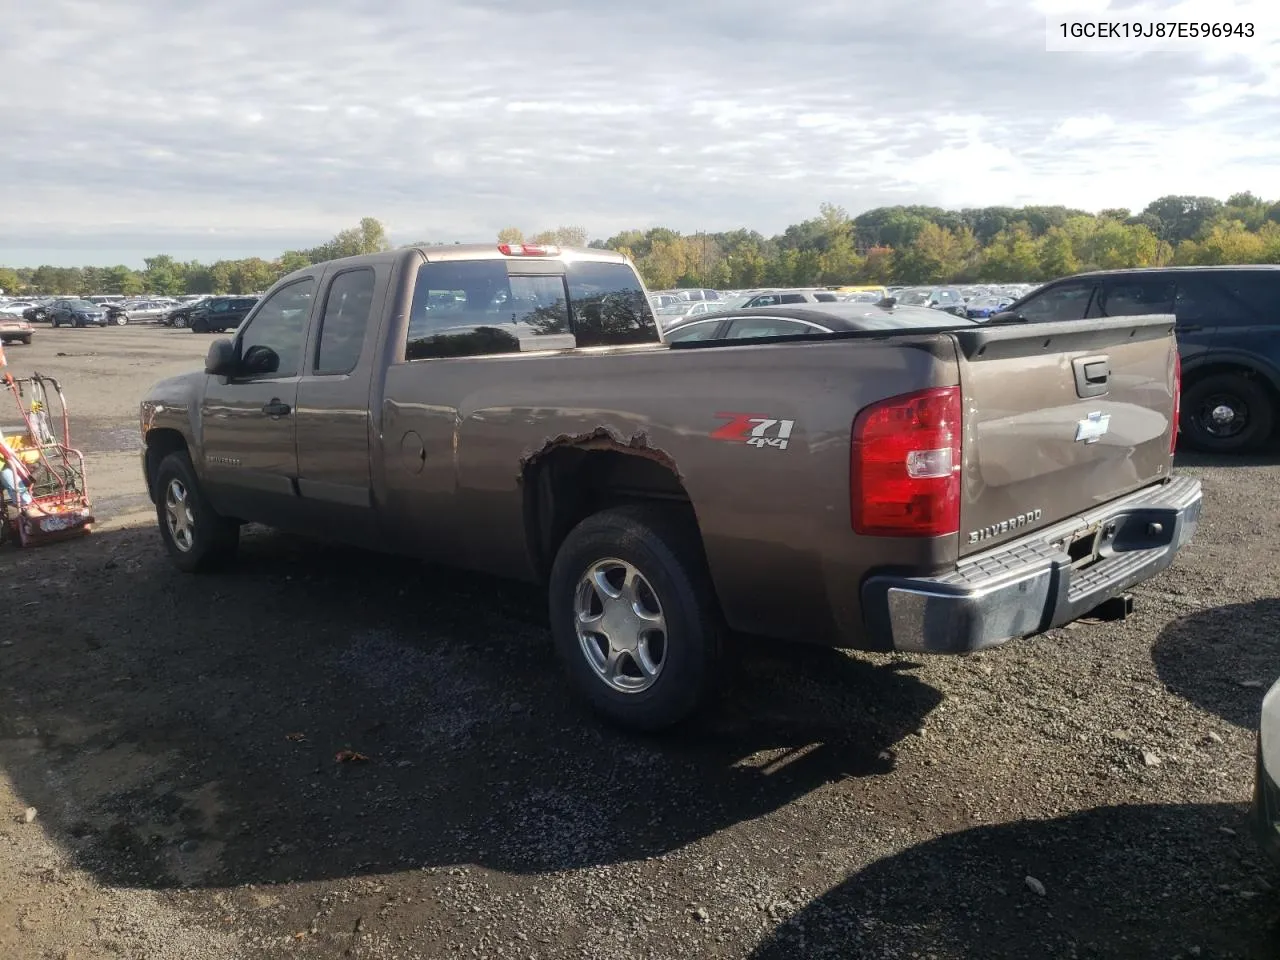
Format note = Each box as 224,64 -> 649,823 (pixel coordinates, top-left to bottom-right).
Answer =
573,558 -> 668,694
1194,392 -> 1249,439
116,316 -> 127,326
164,478 -> 196,552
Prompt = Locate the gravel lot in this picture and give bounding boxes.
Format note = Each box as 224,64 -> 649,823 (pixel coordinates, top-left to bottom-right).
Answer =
0,324 -> 1277,959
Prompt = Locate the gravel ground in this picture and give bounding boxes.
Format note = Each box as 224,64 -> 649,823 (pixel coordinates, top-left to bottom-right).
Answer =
0,324 -> 1277,959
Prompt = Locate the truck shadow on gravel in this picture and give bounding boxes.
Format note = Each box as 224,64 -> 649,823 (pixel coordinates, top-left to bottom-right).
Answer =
0,526 -> 942,890
1152,597 -> 1280,727
749,802 -> 1279,960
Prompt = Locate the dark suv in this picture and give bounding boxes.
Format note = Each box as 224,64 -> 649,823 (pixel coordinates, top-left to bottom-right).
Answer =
1001,266 -> 1280,453
190,296 -> 258,334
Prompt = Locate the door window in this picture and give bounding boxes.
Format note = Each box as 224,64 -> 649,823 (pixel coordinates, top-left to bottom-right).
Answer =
314,268 -> 376,375
1091,278 -> 1175,317
1016,281 -> 1095,322
1173,275 -> 1252,325
237,278 -> 314,378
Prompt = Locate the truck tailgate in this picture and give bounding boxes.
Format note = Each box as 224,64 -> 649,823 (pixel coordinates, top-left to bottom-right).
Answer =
951,314 -> 1177,558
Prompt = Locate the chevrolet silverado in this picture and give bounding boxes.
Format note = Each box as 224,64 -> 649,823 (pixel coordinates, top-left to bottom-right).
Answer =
139,243 -> 1202,730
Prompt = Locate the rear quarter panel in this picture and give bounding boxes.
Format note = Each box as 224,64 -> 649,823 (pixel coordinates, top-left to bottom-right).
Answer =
379,335 -> 961,646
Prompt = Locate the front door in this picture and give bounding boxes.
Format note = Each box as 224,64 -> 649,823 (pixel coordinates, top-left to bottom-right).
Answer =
294,264 -> 384,545
200,276 -> 317,526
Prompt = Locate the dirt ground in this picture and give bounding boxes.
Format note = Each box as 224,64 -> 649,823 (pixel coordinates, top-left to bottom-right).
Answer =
0,323 -> 1277,959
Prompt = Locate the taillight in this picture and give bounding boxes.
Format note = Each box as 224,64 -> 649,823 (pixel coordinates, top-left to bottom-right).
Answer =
1171,352 -> 1181,455
498,243 -> 559,257
851,386 -> 962,537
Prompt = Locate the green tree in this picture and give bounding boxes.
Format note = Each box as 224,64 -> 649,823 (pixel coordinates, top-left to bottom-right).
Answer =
308,217 -> 391,262
0,268 -> 20,294
497,226 -> 525,244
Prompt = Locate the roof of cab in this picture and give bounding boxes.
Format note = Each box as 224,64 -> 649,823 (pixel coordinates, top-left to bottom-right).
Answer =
271,244 -> 633,290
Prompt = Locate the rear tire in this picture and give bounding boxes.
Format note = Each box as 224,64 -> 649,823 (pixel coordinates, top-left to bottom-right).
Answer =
19,336 -> 30,345
153,451 -> 239,572
1180,373 -> 1274,454
548,504 -> 723,731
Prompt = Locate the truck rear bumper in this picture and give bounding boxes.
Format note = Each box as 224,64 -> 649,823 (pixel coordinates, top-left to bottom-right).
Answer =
861,475 -> 1202,654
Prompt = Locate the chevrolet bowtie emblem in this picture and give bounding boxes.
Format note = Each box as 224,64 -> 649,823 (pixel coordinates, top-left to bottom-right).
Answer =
1075,411 -> 1111,444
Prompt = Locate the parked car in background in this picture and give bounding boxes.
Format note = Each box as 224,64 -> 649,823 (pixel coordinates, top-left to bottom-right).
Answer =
965,295 -> 1015,319
663,301 -> 980,343
190,296 -> 258,333
22,301 -> 54,323
653,300 -> 727,329
741,290 -> 841,307
0,317 -> 33,345
0,300 -> 38,318
999,266 -> 1280,453
647,293 -> 683,309
892,286 -> 968,315
49,299 -> 108,327
106,299 -> 173,325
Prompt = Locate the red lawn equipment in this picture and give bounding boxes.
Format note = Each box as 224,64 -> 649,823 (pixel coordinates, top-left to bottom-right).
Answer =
0,373 -> 94,546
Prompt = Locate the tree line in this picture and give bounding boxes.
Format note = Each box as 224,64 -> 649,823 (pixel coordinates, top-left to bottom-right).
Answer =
3,194 -> 1279,297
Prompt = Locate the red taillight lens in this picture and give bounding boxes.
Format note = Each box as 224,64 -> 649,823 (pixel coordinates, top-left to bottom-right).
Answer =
851,386 -> 962,537
1171,351 -> 1181,454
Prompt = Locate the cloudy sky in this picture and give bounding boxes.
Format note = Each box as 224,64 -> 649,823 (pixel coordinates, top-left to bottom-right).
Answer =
2,0 -> 1277,266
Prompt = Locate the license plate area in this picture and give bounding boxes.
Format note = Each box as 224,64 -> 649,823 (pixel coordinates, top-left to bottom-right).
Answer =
1064,526 -> 1101,569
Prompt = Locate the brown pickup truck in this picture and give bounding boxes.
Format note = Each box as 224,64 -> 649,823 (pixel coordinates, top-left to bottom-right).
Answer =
139,243 -> 1202,730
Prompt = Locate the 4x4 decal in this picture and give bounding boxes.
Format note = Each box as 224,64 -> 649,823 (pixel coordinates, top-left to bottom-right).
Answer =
710,413 -> 795,450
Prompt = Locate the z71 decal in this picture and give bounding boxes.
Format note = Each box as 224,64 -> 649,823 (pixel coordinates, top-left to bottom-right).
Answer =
711,413 -> 796,450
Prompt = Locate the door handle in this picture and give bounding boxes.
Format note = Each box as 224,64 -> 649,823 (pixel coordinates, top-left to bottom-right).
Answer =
262,399 -> 292,417
1072,355 -> 1110,399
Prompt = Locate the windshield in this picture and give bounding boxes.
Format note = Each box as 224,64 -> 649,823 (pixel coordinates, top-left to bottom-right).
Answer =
68,299 -> 97,310
656,304 -> 691,316
893,289 -> 933,306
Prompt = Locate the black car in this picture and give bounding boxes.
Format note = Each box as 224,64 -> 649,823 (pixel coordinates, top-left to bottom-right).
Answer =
662,301 -> 980,344
48,299 -> 108,328
190,296 -> 258,333
1000,266 -> 1280,453
22,301 -> 54,323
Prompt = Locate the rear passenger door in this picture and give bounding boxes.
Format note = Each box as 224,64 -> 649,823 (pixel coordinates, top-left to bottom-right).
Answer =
1173,271 -> 1277,371
294,265 -> 385,541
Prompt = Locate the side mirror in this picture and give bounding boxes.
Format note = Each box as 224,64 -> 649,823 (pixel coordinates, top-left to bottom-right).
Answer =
991,310 -> 1025,322
205,338 -> 238,376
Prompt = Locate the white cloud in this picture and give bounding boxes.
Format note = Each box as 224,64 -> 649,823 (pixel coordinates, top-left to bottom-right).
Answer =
0,0 -> 1276,265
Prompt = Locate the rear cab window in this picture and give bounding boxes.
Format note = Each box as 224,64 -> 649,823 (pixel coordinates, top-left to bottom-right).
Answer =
404,257 -> 656,360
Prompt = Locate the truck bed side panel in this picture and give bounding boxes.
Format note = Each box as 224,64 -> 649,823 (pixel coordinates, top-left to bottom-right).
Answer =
379,337 -> 959,646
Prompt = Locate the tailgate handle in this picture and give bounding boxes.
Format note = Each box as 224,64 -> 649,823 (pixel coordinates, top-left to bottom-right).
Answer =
1073,355 -> 1110,398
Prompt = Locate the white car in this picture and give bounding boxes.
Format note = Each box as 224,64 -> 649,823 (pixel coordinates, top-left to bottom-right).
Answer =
1253,677 -> 1280,863
0,300 -> 35,318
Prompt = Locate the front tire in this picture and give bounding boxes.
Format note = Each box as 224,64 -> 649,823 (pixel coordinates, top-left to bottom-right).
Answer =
114,314 -> 128,326
19,336 -> 30,345
173,315 -> 189,328
1180,373 -> 1274,454
153,451 -> 239,572
548,504 -> 723,731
